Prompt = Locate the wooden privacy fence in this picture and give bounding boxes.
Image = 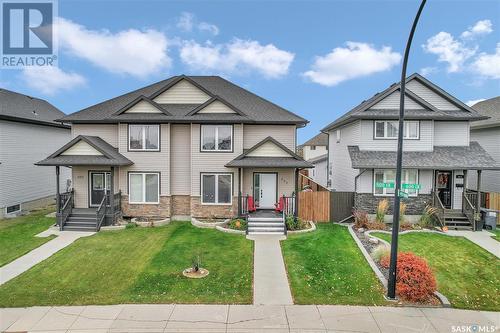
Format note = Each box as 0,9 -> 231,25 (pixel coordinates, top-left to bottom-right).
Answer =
486,192 -> 500,225
299,173 -> 329,192
298,191 -> 355,222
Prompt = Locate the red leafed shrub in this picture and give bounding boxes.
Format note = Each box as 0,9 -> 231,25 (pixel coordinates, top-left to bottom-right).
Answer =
379,252 -> 437,303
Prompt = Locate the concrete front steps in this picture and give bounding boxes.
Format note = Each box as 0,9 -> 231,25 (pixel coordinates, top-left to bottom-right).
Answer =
63,212 -> 97,232
247,217 -> 286,235
444,209 -> 472,230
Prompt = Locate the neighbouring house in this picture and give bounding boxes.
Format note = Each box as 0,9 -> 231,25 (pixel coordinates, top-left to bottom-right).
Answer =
298,132 -> 328,161
322,73 -> 500,229
308,153 -> 328,188
0,89 -> 71,218
36,75 -> 312,231
467,97 -> 500,193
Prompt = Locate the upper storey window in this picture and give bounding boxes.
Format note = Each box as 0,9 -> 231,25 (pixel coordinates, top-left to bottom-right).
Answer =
201,125 -> 233,152
374,121 -> 419,140
129,125 -> 160,151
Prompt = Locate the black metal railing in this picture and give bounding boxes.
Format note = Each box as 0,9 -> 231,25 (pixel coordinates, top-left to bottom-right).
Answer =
59,190 -> 74,231
96,194 -> 107,231
432,191 -> 445,228
113,191 -> 121,214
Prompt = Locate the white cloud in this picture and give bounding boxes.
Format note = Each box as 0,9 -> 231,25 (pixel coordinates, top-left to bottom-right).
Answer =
21,66 -> 86,95
423,32 -> 476,73
471,43 -> 500,79
420,66 -> 438,76
302,42 -> 401,86
176,12 -> 219,36
177,12 -> 194,32
466,98 -> 486,107
180,39 -> 294,78
56,18 -> 171,78
461,19 -> 493,39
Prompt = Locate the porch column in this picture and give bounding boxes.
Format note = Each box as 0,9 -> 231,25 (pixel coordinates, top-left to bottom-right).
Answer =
55,166 -> 60,213
294,168 -> 299,217
463,170 -> 468,190
110,166 -> 115,217
238,167 -> 242,217
476,170 -> 482,211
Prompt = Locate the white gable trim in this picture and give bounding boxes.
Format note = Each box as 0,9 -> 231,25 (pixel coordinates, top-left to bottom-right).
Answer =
247,141 -> 293,157
153,79 -> 211,104
60,140 -> 103,156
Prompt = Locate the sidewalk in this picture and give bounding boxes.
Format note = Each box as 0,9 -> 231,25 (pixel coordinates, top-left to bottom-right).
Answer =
0,230 -> 94,285
1,304 -> 498,332
248,234 -> 293,305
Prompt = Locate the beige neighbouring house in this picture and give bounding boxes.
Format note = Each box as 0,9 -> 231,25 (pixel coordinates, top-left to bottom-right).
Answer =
37,75 -> 312,232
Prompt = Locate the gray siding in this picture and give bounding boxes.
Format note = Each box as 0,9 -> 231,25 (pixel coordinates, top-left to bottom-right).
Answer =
72,124 -> 118,148
406,80 -> 459,110
434,121 -> 470,146
118,123 -> 170,196
359,120 -> 433,151
170,124 -> 191,195
0,120 -> 71,211
328,121 -> 360,191
243,125 -> 296,150
468,127 -> 500,192
370,91 -> 422,109
310,159 -> 328,188
303,145 -> 328,161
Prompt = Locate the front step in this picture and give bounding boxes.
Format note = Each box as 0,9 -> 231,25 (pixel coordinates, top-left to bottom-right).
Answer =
247,217 -> 286,235
62,213 -> 97,232
62,225 -> 96,232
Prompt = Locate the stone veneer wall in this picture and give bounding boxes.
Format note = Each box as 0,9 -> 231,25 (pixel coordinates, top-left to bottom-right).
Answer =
191,196 -> 238,219
171,195 -> 191,216
355,193 -> 432,215
121,195 -> 171,217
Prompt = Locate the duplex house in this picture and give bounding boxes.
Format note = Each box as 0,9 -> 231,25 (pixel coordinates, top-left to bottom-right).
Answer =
0,89 -> 71,218
467,97 -> 500,193
322,73 -> 500,229
37,75 -> 311,231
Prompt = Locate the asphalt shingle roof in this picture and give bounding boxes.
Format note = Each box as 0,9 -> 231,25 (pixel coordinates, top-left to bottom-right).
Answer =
0,88 -> 68,127
308,153 -> 328,164
60,76 -> 308,125
321,73 -> 487,132
300,133 -> 328,147
471,97 -> 500,129
348,142 -> 500,170
36,135 -> 133,166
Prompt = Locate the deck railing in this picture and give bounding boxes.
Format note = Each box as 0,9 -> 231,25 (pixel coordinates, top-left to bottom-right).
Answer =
96,194 -> 107,231
112,191 -> 121,214
462,192 -> 476,226
59,190 -> 74,231
432,191 -> 445,227
240,194 -> 249,217
282,195 -> 295,217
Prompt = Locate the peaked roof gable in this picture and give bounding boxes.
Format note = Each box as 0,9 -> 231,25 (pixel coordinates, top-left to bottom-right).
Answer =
149,76 -> 213,104
113,96 -> 170,116
235,137 -> 302,160
187,96 -> 246,116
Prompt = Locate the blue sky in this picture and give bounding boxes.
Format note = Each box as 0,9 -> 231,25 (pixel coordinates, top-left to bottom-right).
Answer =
1,0 -> 499,143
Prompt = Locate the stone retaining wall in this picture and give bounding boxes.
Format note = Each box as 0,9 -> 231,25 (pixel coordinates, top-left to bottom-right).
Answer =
355,193 -> 432,215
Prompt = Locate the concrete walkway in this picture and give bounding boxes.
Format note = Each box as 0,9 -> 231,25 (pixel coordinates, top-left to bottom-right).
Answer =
1,304 -> 498,332
447,230 -> 500,258
247,235 -> 293,305
0,230 -> 94,285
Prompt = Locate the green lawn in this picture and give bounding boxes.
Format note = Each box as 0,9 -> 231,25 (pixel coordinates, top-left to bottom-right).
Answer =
0,222 -> 253,307
0,209 -> 56,267
490,229 -> 500,242
281,224 -> 386,305
372,232 -> 500,311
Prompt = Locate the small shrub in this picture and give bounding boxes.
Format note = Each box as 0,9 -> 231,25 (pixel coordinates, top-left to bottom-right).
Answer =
228,218 -> 247,230
353,210 -> 369,229
125,223 -> 137,229
286,215 -> 308,230
399,221 -> 414,231
367,220 -> 386,230
418,205 -> 437,229
380,252 -> 437,303
371,244 -> 390,262
376,199 -> 389,224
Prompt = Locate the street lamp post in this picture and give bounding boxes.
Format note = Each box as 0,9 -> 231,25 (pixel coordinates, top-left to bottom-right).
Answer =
387,0 -> 427,300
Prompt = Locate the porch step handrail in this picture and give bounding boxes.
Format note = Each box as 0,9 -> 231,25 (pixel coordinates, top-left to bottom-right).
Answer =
462,192 -> 476,225
431,191 -> 445,227
96,194 -> 107,232
59,190 -> 74,231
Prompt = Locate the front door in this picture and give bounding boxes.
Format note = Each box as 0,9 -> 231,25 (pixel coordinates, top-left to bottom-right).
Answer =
436,171 -> 452,209
90,172 -> 111,207
254,173 -> 277,209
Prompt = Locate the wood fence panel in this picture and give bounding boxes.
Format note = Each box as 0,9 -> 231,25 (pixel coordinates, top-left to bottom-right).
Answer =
298,191 -> 330,222
487,192 -> 500,225
330,191 -> 355,222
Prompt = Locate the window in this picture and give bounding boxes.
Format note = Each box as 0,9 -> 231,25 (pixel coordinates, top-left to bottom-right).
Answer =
201,125 -> 232,151
201,173 -> 232,204
374,121 -> 419,139
128,125 -> 160,151
6,204 -> 20,214
129,173 -> 159,203
310,145 -> 316,150
373,169 -> 418,196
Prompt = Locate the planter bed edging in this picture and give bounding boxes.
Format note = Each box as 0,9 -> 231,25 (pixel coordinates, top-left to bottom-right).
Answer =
350,225 -> 452,308
215,225 -> 246,234
191,217 -> 229,229
131,217 -> 170,227
287,221 -> 316,234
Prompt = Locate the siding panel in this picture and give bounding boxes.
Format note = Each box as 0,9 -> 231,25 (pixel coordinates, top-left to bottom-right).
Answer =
328,121 -> 360,191
197,101 -> 236,114
359,120 -> 433,151
434,121 -> 469,146
247,142 -> 290,157
61,141 -> 102,155
468,128 -> 500,192
153,80 -> 211,104
243,125 -> 296,150
370,91 -> 422,109
170,124 -> 191,195
72,124 -> 118,148
407,80 -> 459,110
124,100 -> 162,113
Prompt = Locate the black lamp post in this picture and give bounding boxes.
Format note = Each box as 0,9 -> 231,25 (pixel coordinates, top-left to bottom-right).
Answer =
387,0 -> 427,300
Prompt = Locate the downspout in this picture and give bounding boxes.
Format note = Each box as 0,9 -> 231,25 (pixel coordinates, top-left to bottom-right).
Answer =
354,169 -> 367,193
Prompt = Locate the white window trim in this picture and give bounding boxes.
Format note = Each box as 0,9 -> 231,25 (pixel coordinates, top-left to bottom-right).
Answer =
374,121 -> 419,140
5,203 -> 21,214
128,124 -> 160,151
201,173 -> 233,205
128,172 -> 160,204
200,125 -> 233,152
373,169 -> 419,197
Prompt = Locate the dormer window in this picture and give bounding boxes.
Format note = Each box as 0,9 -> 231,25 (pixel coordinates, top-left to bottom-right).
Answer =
128,124 -> 160,151
374,121 -> 419,140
